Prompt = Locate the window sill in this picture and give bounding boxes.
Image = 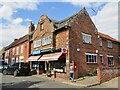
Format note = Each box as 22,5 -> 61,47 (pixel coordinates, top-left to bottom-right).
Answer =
83,42 -> 92,45
86,62 -> 98,64
107,47 -> 113,49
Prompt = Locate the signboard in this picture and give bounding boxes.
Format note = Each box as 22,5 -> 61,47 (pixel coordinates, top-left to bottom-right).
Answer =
41,48 -> 51,53
32,50 -> 41,55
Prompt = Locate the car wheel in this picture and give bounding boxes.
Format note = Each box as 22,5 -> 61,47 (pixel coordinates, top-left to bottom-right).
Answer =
13,70 -> 18,77
3,70 -> 7,75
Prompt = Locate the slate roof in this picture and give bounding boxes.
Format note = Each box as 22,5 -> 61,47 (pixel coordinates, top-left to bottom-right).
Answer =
50,8 -> 86,31
98,32 -> 120,43
5,34 -> 29,50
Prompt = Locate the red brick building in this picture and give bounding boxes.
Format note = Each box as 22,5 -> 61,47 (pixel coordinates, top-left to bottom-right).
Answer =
28,8 -> 120,79
4,8 -> 120,79
4,35 -> 29,64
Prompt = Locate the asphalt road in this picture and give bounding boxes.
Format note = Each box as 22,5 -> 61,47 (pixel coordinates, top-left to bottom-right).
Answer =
0,73 -> 79,89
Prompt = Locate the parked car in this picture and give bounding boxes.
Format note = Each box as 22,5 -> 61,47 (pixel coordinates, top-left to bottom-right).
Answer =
0,60 -> 8,72
2,62 -> 30,76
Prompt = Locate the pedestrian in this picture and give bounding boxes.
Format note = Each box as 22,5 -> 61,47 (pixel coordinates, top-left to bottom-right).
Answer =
69,65 -> 74,80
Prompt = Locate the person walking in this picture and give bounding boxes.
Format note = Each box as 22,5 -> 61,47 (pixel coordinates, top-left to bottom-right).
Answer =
69,65 -> 74,80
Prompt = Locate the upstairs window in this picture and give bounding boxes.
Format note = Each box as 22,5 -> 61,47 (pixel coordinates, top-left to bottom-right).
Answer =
12,48 -> 15,55
42,36 -> 51,46
16,47 -> 19,55
85,53 -> 97,63
21,45 -> 24,53
34,40 -> 41,48
82,33 -> 91,44
107,55 -> 114,65
99,38 -> 102,46
107,40 -> 112,48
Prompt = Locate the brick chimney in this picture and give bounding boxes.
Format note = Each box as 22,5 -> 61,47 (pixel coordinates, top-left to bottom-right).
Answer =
29,21 -> 35,34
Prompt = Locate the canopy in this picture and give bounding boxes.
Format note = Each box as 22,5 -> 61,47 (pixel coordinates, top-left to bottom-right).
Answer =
28,56 -> 41,61
38,52 -> 62,61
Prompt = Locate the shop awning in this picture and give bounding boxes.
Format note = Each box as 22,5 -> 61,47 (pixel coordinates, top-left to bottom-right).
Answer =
28,56 -> 41,61
38,52 -> 62,61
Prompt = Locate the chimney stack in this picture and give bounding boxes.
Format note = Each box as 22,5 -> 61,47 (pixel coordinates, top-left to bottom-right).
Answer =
29,21 -> 35,34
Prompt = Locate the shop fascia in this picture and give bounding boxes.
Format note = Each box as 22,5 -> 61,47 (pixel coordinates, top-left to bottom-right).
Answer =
32,48 -> 67,55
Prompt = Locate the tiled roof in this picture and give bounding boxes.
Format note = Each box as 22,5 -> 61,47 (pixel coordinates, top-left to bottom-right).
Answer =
98,32 -> 120,43
5,34 -> 29,50
50,8 -> 86,31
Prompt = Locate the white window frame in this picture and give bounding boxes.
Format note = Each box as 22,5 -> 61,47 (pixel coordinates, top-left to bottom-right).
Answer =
21,45 -> 24,53
34,40 -> 41,48
107,40 -> 112,48
82,33 -> 91,44
42,36 -> 51,46
85,53 -> 97,63
16,57 -> 19,62
100,55 -> 103,63
107,55 -> 114,65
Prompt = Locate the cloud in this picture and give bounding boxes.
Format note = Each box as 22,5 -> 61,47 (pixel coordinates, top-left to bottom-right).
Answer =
25,18 -> 32,22
65,1 -> 118,40
91,2 -> 118,40
0,0 -> 40,49
12,18 -> 23,24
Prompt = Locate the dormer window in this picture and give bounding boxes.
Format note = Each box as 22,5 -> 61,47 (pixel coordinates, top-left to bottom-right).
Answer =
107,40 -> 112,48
41,23 -> 44,30
82,33 -> 91,44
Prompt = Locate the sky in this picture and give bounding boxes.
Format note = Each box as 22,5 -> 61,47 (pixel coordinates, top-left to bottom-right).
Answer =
0,0 -> 119,49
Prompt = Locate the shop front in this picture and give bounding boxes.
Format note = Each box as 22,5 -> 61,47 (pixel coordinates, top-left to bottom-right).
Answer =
38,50 -> 67,79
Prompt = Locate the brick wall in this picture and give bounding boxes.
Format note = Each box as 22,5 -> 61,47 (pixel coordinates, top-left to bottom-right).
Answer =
97,66 -> 120,83
69,9 -> 99,78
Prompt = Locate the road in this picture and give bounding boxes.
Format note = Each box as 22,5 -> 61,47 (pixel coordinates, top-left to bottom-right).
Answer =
0,73 -> 79,89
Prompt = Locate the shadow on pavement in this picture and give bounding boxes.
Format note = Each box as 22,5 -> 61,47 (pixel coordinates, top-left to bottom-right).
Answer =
2,81 -> 43,88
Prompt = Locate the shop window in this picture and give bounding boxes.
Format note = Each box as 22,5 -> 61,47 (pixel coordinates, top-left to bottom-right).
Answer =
50,57 -> 66,72
42,36 -> 51,46
107,55 -> 114,65
34,40 -> 41,48
86,53 -> 97,63
100,55 -> 103,63
82,33 -> 91,44
107,40 -> 112,48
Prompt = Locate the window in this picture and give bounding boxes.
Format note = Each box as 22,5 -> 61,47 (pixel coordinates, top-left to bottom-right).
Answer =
12,48 -> 15,55
41,23 -> 44,30
34,40 -> 41,48
99,38 -> 102,46
100,55 -> 103,63
85,53 -> 97,63
21,45 -> 24,53
108,40 -> 112,48
107,55 -> 114,65
16,47 -> 19,55
11,58 -> 15,65
20,56 -> 24,62
82,33 -> 91,44
42,36 -> 51,45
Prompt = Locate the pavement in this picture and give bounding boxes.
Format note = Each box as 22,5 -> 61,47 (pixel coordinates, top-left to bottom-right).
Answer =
36,74 -> 120,88
35,74 -> 100,88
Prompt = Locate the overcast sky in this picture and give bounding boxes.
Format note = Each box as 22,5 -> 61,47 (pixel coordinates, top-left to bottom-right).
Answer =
0,0 -> 119,49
